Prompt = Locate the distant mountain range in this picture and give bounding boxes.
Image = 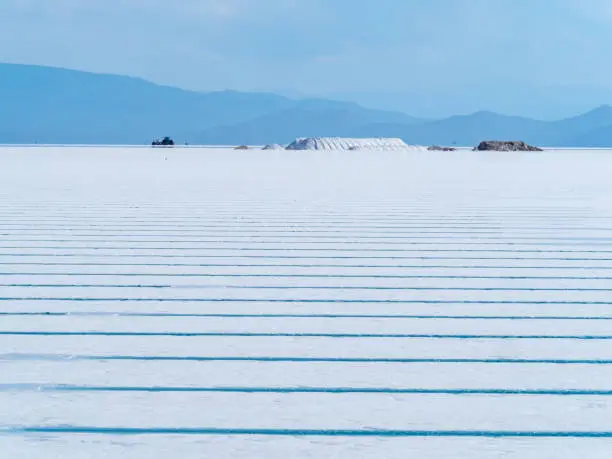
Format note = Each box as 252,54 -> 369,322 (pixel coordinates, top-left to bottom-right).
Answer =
2,63 -> 612,147
354,106 -> 612,147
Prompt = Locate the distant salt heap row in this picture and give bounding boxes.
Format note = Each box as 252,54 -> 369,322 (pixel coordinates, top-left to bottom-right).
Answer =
283,137 -> 425,151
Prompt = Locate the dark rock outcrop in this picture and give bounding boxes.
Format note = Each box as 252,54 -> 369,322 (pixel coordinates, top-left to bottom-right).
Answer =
234,145 -> 249,150
474,140 -> 542,151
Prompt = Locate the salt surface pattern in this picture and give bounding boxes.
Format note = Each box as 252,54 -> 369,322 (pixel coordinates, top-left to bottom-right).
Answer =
1,146 -> 612,458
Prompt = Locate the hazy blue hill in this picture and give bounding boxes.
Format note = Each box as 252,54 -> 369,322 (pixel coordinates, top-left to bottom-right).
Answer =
3,62 -> 612,147
563,124 -> 612,147
0,63 -> 421,144
551,105 -> 612,146
553,105 -> 612,132
351,107 -> 612,147
0,63 -> 292,143
354,111 -> 549,146
195,101 -> 422,145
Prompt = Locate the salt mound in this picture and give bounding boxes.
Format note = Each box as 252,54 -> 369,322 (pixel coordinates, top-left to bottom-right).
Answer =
262,144 -> 285,150
286,137 -> 423,151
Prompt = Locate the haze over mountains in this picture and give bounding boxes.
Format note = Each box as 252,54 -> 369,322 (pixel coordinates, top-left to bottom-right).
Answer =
3,63 -> 612,147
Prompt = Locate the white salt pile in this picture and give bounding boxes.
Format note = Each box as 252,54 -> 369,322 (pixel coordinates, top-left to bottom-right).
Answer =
285,137 -> 424,151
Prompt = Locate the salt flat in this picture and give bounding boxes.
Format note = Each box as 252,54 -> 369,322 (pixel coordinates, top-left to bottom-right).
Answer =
2,146 -> 612,458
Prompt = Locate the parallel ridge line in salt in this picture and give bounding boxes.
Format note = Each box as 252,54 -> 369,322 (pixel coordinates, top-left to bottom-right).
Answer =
5,273 -> 612,280
6,234 -> 612,240
1,226 -> 604,232
8,254 -> 612,260
9,234 -> 612,240
5,223 -> 612,230
3,201 -> 588,206
0,203 -> 593,207
4,284 -> 612,292
0,206 -> 597,210
0,206 -> 593,211
0,203 -> 585,209
3,384 -> 612,396
0,202 -> 587,206
0,201 -> 582,206
4,262 -> 612,269
0,202 -> 592,207
8,427 -> 612,437
8,218 -> 566,223
9,237 -> 612,243
0,208 -> 595,213
8,253 -> 612,259
0,212 -> 519,216
3,202 -> 585,206
2,331 -> 612,339
11,246 -> 612,253
6,354 -> 612,364
9,236 -> 591,242
0,206 -> 594,212
3,313 -> 612,320
9,240 -> 612,246
0,212 -> 596,216
3,298 -> 612,304
0,216 -> 603,223
18,235 -> 612,241
0,221 -> 596,227
0,229 -> 540,234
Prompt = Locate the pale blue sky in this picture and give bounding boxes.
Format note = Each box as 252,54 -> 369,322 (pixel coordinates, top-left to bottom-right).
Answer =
1,0 -> 611,118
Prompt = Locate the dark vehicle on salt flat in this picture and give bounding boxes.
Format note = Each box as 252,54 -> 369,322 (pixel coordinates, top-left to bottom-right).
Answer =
152,136 -> 175,147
